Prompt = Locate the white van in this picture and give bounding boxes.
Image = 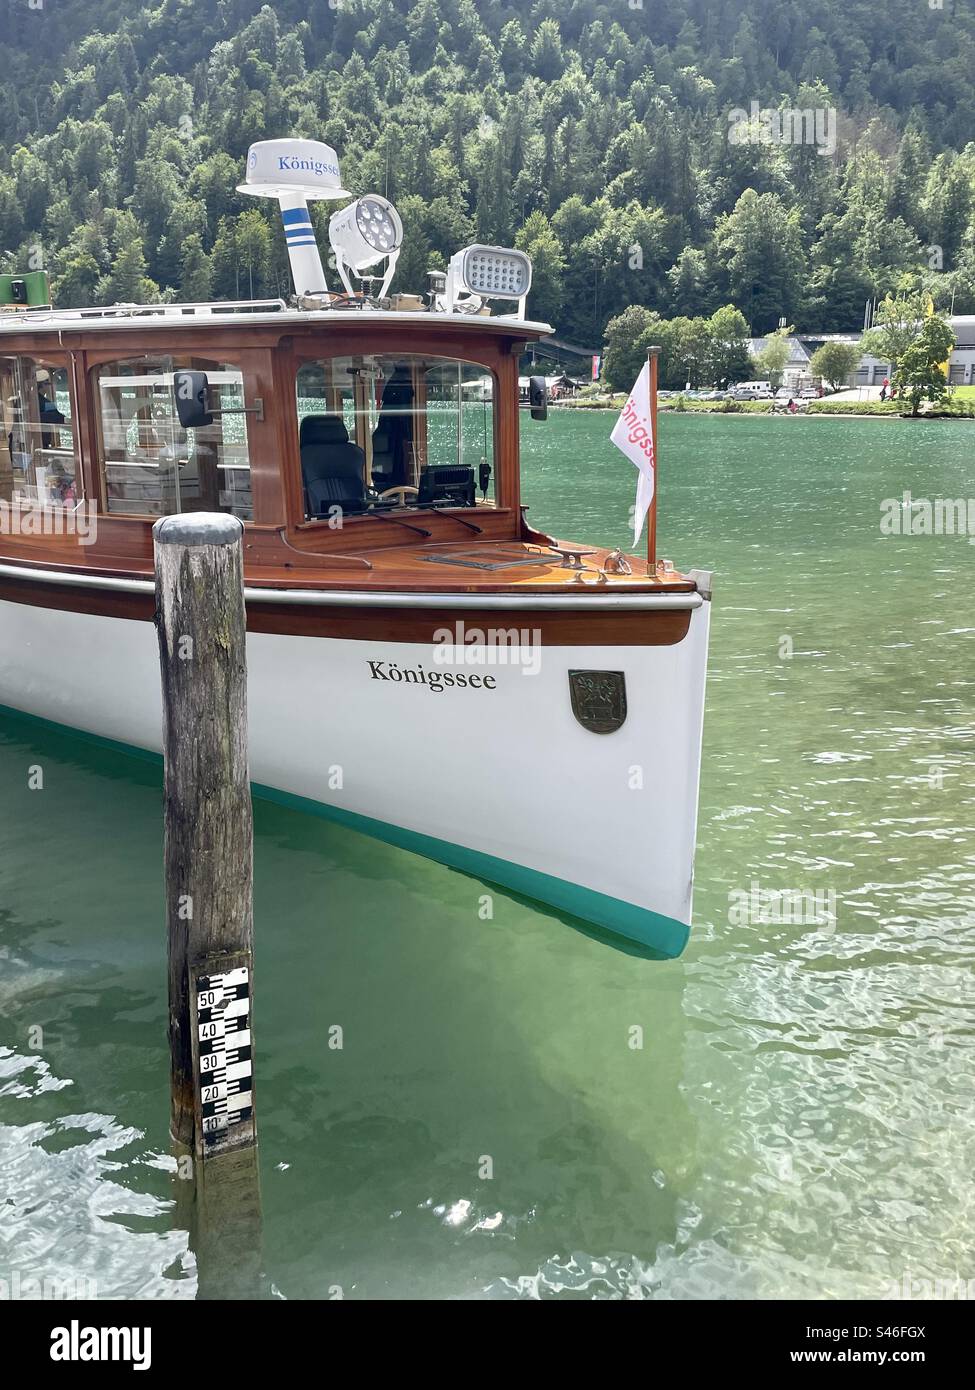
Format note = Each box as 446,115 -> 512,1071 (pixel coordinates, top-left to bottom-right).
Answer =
731,380 -> 774,400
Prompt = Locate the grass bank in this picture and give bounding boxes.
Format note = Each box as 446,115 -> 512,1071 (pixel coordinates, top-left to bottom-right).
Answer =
560,392 -> 975,419
807,398 -> 975,418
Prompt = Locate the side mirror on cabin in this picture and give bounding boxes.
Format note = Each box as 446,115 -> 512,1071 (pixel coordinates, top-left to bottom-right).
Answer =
529,375 -> 548,421
173,370 -> 214,429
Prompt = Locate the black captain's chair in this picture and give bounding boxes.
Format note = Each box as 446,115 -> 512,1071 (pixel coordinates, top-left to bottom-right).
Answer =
299,414 -> 368,517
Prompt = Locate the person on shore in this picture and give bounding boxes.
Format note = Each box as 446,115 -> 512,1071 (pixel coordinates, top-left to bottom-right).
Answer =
880,377 -> 889,402
787,397 -> 797,414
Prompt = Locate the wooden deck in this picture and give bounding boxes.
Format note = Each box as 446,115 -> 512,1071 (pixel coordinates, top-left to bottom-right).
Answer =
0,520 -> 692,595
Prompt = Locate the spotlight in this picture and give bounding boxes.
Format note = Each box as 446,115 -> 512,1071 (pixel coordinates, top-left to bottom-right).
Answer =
328,195 -> 403,298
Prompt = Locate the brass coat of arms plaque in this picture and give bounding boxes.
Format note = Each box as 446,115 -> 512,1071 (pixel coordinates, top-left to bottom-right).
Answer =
568,670 -> 628,734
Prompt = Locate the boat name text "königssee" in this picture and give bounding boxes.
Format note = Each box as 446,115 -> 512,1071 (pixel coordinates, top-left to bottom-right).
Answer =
368,661 -> 497,692
278,156 -> 340,178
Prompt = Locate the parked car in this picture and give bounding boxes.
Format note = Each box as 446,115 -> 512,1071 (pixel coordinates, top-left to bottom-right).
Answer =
799,387 -> 819,399
731,381 -> 775,400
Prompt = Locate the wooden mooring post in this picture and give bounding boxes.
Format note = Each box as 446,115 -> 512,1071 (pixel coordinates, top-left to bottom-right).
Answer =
153,514 -> 256,1158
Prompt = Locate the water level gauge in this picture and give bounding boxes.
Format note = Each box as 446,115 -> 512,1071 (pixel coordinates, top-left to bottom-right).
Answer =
189,953 -> 256,1158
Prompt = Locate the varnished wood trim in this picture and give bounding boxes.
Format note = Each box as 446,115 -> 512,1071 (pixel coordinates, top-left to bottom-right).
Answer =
245,603 -> 692,646
0,575 -> 693,645
0,574 -> 151,621
497,352 -> 520,514
0,316 -> 550,359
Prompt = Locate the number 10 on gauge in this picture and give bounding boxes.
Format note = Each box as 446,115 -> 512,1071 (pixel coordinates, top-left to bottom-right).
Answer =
189,952 -> 256,1158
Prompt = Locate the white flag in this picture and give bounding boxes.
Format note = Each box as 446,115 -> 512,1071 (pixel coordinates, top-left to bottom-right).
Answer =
610,361 -> 655,546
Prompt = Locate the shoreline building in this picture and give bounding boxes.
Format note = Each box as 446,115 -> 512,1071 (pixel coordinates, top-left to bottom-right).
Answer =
746,318 -> 975,390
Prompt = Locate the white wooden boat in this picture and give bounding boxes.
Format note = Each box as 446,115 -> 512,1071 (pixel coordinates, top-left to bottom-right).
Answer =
0,140 -> 712,957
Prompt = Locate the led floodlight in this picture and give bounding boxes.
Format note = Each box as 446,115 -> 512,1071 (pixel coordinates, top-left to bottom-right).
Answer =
328,194 -> 404,298
444,244 -> 533,316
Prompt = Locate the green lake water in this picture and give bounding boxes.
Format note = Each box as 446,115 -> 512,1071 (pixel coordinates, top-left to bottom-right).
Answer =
1,412 -> 973,1299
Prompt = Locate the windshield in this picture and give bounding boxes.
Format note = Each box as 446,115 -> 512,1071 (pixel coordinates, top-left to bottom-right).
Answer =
295,353 -> 495,521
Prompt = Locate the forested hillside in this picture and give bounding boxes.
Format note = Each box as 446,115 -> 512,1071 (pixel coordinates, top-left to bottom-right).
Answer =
2,0 -> 975,338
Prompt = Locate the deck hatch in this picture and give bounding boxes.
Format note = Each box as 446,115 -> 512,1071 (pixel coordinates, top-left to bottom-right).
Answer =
422,550 -> 553,572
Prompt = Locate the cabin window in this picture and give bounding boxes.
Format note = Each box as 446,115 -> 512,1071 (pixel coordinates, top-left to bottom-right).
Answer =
295,354 -> 495,521
93,356 -> 252,519
0,355 -> 80,509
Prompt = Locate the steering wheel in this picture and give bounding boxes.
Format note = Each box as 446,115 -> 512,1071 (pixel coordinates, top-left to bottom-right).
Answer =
377,486 -> 419,505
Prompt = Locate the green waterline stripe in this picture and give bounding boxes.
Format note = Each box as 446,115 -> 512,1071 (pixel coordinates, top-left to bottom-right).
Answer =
0,702 -> 165,767
0,701 -> 689,959
250,781 -> 689,958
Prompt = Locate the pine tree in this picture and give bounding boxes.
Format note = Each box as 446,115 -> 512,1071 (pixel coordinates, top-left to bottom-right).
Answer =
180,233 -> 213,302
97,212 -> 158,304
515,211 -> 565,325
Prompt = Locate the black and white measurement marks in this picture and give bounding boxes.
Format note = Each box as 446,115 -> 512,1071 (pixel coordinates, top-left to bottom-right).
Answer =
190,955 -> 256,1156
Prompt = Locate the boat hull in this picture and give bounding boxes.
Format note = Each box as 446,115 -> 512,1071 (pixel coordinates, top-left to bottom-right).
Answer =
0,581 -> 710,958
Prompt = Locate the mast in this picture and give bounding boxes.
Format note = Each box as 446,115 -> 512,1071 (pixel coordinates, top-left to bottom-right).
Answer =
236,139 -> 351,299
646,345 -> 660,571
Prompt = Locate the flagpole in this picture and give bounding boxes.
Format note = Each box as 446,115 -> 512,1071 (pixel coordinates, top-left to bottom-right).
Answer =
646,346 -> 660,572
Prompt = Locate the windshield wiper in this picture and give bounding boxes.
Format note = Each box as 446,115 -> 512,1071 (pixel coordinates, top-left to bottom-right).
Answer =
358,507 -> 431,537
408,505 -> 483,533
